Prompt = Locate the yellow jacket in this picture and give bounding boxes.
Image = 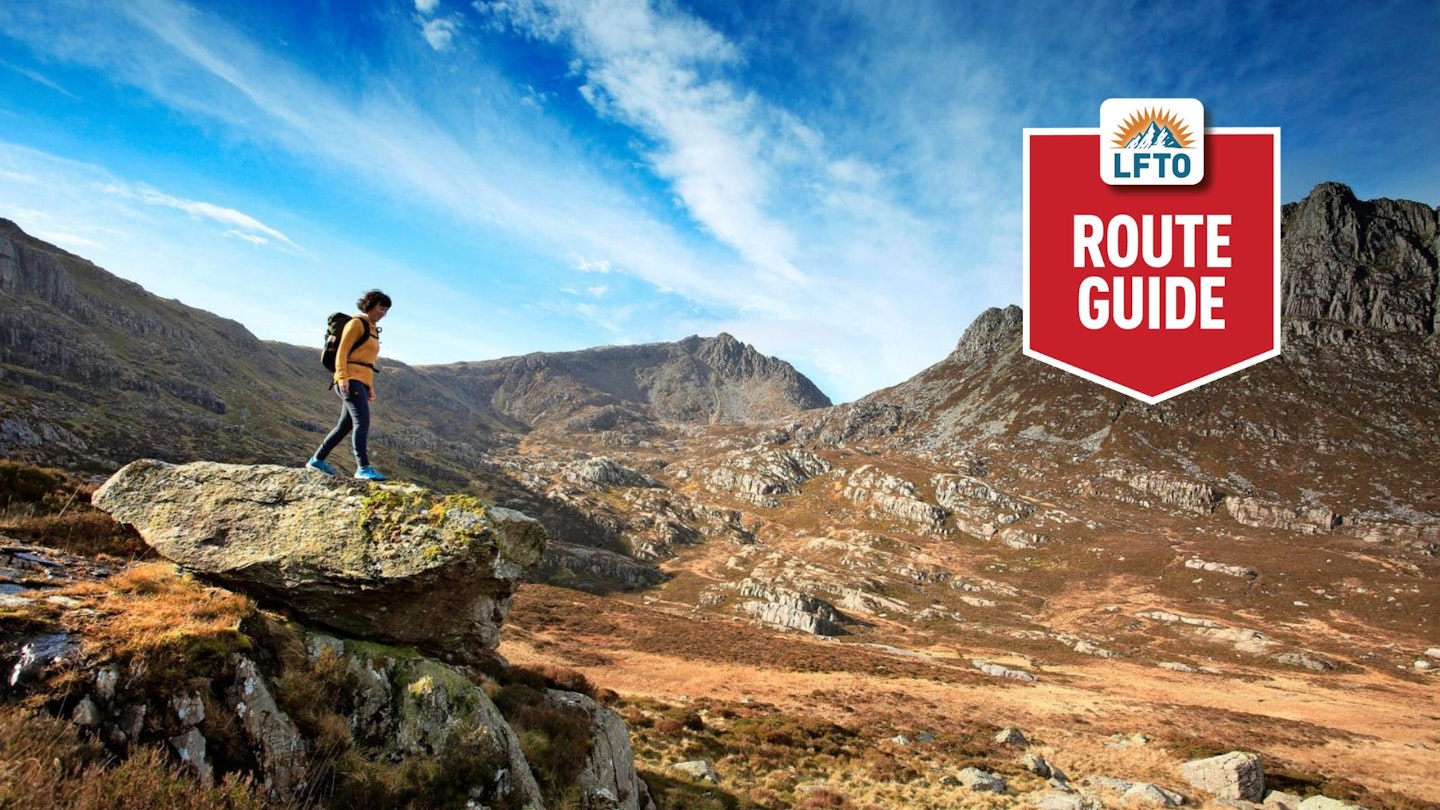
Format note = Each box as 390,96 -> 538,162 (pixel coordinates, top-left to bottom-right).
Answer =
333,314 -> 381,391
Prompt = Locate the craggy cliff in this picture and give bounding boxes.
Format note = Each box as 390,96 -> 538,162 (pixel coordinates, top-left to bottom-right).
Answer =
7,460 -> 654,809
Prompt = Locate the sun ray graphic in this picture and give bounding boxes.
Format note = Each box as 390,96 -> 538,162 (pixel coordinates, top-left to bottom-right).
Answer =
1111,107 -> 1195,149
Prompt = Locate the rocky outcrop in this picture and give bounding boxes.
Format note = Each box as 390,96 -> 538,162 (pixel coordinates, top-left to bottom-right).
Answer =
35,624 -> 557,807
544,690 -> 657,810
997,528 -> 1049,550
1281,182 -> 1439,336
701,447 -> 832,507
736,580 -> 849,636
1111,471 -> 1224,514
1181,751 -> 1265,802
306,634 -> 544,807
931,473 -> 1034,537
973,661 -> 1037,682
229,656 -> 309,799
842,465 -> 946,531
951,305 -> 1025,364
92,460 -> 547,663
1184,557 -> 1258,579
535,541 -> 668,592
563,457 -> 663,490
1225,497 -> 1339,534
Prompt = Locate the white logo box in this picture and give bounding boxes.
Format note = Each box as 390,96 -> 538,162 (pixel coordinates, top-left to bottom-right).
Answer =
1100,98 -> 1206,186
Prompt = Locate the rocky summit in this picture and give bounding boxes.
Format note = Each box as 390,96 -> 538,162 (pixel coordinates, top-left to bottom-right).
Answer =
422,332 -> 832,435
92,460 -> 547,663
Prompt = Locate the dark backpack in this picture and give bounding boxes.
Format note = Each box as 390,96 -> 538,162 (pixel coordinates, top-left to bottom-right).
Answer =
321,312 -> 372,373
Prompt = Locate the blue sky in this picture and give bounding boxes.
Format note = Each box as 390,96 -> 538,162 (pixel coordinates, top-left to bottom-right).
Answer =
0,0 -> 1435,403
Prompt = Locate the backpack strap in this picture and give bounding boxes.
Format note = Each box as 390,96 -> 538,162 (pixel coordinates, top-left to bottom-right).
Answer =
345,317 -> 376,371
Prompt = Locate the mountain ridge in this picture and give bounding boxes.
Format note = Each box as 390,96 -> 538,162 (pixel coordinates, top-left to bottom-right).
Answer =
793,182 -> 1440,524
0,218 -> 830,482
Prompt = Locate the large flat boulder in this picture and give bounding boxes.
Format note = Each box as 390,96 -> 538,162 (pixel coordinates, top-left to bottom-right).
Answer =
93,460 -> 546,663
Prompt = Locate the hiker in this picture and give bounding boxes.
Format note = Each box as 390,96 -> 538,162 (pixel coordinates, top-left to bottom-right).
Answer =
307,289 -> 392,481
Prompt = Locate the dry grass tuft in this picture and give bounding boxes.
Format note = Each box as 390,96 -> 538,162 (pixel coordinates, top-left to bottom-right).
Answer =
0,704 -> 273,809
0,460 -> 145,558
73,563 -> 254,658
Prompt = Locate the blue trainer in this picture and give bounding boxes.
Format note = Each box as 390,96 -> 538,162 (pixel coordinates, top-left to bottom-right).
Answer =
354,466 -> 387,482
306,457 -> 338,476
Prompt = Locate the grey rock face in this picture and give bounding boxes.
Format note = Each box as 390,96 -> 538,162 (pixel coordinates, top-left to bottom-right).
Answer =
1185,558 -> 1258,579
671,760 -> 720,783
737,581 -> 849,636
536,541 -> 668,591
975,661 -> 1037,682
1281,182 -> 1439,336
92,460 -> 547,663
994,727 -> 1029,747
306,633 -> 543,807
230,656 -> 307,801
955,766 -> 1007,792
1264,790 -> 1304,810
1181,751 -> 1265,802
1123,782 -> 1185,806
998,528 -> 1050,550
932,473 -> 1034,537
564,456 -> 663,489
1225,497 -> 1339,534
702,447 -> 832,506
951,304 -> 1025,363
168,726 -> 214,789
1117,471 -> 1224,514
1020,753 -> 1057,778
843,465 -> 946,531
1274,652 -> 1337,672
545,690 -> 656,810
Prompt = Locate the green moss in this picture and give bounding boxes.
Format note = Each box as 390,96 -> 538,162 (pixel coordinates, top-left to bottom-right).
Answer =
357,488 -> 494,554
396,658 -> 480,714
358,488 -> 432,541
440,493 -> 488,517
340,638 -> 422,661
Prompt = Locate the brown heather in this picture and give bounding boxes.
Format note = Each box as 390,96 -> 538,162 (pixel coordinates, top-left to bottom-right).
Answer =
0,705 -> 273,810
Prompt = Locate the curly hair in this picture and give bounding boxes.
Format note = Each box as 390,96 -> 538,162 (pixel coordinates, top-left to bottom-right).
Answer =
357,289 -> 392,312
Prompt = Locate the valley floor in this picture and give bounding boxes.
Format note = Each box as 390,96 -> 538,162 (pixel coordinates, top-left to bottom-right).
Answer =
502,584 -> 1440,810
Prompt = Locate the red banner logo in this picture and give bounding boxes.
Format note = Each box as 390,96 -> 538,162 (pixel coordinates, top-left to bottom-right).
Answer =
1024,109 -> 1280,404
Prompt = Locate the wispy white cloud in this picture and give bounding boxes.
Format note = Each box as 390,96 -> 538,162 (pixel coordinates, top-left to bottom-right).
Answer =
0,0 -> 1058,400
572,256 -> 612,274
467,0 -> 1022,396
0,59 -> 80,99
98,182 -> 301,249
414,0 -> 461,52
484,0 -> 804,284
0,142 -> 535,370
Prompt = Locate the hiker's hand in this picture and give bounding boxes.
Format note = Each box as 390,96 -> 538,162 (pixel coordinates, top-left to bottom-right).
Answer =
335,381 -> 350,400
368,388 -> 377,402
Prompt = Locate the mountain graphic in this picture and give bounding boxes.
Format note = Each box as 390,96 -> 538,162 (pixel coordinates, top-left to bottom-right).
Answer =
1117,121 -> 1186,149
1123,121 -> 1184,149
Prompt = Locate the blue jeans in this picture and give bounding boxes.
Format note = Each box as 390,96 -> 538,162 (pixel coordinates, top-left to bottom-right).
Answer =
315,379 -> 371,468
